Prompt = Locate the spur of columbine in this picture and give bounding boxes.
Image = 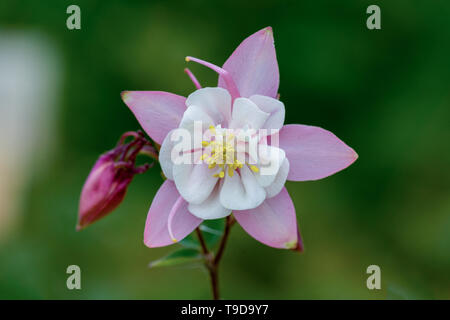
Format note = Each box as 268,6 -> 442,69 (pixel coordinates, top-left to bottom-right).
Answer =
121,27 -> 358,250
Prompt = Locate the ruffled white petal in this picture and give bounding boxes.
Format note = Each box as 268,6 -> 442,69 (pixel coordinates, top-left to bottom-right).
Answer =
159,130 -> 176,180
265,158 -> 289,198
186,87 -> 232,127
250,95 -> 285,131
160,128 -> 200,180
229,98 -> 269,130
188,183 -> 231,220
179,104 -> 215,132
220,164 -> 266,210
252,144 -> 286,187
173,161 -> 219,205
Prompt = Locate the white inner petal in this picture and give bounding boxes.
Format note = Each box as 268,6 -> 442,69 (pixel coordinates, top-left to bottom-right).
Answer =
229,98 -> 269,130
220,164 -> 266,210
252,144 -> 286,187
265,158 -> 289,198
249,94 -> 285,131
186,87 -> 232,126
173,155 -> 219,204
188,182 -> 231,220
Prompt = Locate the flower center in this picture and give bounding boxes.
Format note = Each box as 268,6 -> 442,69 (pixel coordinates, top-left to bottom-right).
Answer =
200,126 -> 259,178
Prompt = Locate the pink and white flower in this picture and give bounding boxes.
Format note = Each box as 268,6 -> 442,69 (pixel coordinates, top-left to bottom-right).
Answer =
121,27 -> 358,250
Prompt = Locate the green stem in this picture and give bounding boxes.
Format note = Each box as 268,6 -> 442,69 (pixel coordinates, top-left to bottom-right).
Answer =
196,215 -> 234,300
214,216 -> 233,265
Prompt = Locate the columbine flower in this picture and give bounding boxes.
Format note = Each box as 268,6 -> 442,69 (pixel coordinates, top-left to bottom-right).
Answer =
121,27 -> 357,250
77,131 -> 154,230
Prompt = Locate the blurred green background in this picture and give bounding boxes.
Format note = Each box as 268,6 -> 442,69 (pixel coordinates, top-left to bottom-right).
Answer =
0,0 -> 449,299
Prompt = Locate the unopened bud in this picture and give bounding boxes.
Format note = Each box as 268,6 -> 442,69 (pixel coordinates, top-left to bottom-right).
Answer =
77,131 -> 155,230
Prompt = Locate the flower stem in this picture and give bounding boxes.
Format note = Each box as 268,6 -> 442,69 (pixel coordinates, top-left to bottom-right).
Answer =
209,267 -> 220,300
195,228 -> 208,255
214,216 -> 233,265
196,215 -> 234,300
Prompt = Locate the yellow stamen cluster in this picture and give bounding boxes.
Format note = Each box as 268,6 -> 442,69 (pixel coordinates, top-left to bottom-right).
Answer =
201,125 -> 258,178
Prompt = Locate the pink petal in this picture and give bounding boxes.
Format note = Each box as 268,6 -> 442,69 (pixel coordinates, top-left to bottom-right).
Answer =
121,91 -> 186,145
233,187 -> 300,249
279,124 -> 358,181
144,180 -> 202,248
219,27 -> 279,98
293,226 -> 304,252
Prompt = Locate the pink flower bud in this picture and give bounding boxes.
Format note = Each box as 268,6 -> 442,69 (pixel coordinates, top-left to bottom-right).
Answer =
77,132 -> 155,230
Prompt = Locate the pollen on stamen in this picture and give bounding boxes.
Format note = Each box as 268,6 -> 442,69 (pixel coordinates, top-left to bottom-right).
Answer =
213,171 -> 225,178
250,165 -> 260,173
235,160 -> 243,169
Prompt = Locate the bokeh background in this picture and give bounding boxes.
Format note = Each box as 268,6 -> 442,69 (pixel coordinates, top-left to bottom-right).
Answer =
0,0 -> 449,299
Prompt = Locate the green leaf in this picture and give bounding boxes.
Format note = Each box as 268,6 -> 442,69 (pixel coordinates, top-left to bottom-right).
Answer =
179,234 -> 200,249
149,248 -> 203,268
179,219 -> 226,250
